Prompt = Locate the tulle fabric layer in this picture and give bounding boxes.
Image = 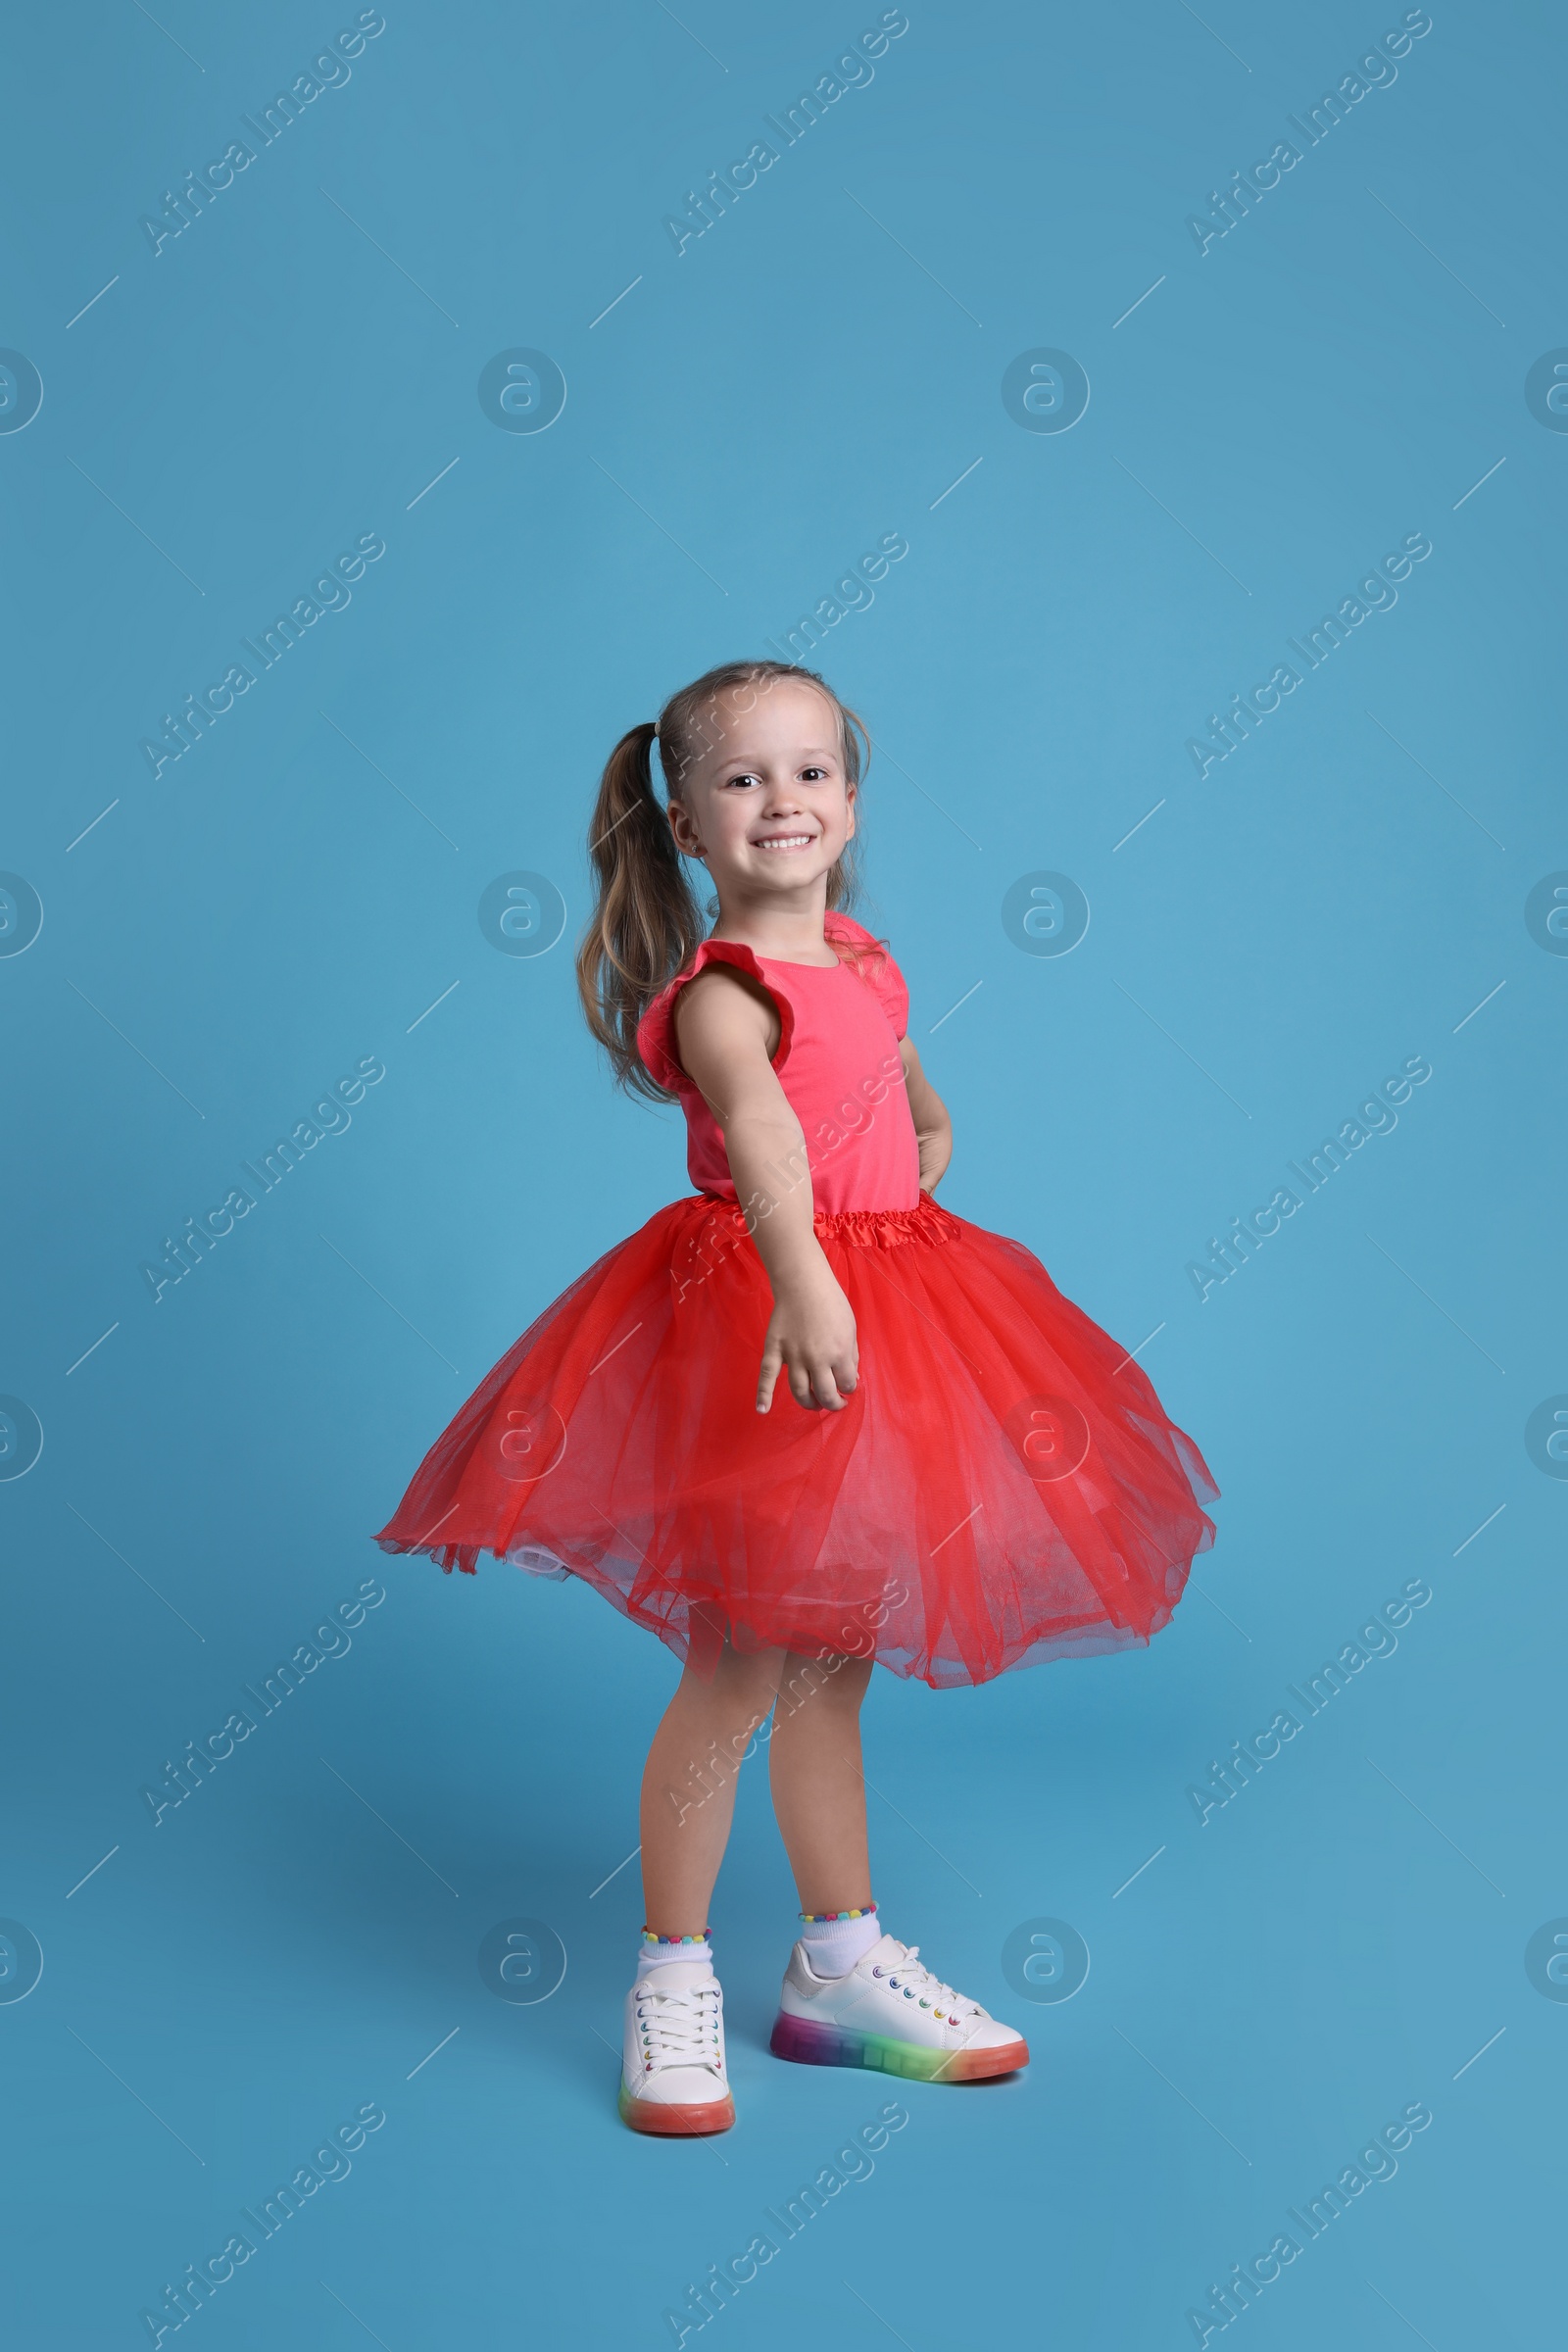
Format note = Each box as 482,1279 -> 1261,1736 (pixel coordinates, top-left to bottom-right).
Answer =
374,1193 -> 1218,1689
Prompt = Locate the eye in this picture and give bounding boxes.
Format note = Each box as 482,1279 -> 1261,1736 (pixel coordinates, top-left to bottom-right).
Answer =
722,771 -> 761,790
799,766 -> 830,781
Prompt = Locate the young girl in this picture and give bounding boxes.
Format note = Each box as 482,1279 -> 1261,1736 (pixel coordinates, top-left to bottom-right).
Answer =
376,659 -> 1217,2136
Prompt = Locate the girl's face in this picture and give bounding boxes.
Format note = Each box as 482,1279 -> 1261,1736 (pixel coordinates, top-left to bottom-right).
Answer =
666,679 -> 856,907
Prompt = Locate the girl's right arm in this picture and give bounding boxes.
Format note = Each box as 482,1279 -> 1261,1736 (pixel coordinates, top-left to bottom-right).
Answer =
672,968 -> 858,1415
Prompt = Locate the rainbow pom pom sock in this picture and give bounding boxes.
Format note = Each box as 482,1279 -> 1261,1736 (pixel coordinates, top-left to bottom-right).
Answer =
637,1926 -> 712,1979
799,1901 -> 880,1977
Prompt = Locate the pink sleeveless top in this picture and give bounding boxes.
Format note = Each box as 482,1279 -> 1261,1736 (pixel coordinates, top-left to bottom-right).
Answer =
636,911 -> 921,1214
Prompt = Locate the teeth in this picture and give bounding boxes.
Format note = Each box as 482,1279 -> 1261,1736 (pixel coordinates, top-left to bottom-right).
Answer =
758,836 -> 813,850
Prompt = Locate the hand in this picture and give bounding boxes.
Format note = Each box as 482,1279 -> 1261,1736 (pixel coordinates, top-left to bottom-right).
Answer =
917,1138 -> 947,1192
757,1261 -> 858,1413
916,1120 -> 951,1193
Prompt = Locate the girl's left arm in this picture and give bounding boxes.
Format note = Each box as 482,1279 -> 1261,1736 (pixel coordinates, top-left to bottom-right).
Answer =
900,1038 -> 952,1192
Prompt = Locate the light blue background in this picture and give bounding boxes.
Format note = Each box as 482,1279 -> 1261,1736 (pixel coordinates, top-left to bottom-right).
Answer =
2,1 -> 1562,2343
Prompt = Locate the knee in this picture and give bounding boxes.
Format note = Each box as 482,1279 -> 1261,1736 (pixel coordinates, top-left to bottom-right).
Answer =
777,1650 -> 871,1715
683,1647 -> 782,1748
720,1642 -> 786,1706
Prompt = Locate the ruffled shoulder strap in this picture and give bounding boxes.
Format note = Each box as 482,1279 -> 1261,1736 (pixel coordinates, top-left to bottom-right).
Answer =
824,910 -> 909,1040
635,939 -> 795,1094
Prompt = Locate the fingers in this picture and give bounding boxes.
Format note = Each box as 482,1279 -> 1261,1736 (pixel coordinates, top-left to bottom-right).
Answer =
760,1317 -> 859,1414
776,1354 -> 825,1411
822,1340 -> 858,1407
794,1351 -> 858,1412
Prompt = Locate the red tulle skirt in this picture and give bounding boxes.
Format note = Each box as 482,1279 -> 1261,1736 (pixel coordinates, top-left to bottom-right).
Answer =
375,1193 -> 1217,1689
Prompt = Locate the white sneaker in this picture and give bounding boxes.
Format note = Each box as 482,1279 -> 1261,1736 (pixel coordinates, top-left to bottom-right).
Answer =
618,1960 -> 735,2135
770,1933 -> 1029,2083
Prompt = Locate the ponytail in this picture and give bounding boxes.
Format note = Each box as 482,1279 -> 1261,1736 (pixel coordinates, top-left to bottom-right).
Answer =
574,722 -> 704,1099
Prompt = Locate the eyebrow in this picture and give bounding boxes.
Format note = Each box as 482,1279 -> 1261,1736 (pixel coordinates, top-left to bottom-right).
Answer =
720,747 -> 840,766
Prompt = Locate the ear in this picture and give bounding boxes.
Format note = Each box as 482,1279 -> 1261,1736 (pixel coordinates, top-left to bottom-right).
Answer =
665,796 -> 705,858
844,779 -> 858,842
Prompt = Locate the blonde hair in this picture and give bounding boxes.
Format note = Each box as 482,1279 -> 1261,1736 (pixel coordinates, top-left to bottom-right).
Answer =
575,660 -> 871,1100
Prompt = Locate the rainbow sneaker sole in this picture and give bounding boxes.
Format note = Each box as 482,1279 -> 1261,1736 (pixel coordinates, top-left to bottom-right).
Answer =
617,2082 -> 734,2135
769,2010 -> 1028,2082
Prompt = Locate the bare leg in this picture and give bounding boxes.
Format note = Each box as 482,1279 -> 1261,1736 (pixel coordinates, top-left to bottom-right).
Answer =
639,1642 -> 784,1937
767,1650 -> 874,1915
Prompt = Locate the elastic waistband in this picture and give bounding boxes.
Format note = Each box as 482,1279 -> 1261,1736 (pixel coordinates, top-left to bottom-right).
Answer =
694,1192 -> 956,1250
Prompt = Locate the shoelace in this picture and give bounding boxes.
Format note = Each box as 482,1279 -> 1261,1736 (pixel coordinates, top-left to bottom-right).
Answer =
872,1946 -> 980,2021
635,1980 -> 724,2072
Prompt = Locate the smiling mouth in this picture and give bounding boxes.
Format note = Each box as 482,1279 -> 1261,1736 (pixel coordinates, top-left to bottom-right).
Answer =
755,835 -> 816,852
